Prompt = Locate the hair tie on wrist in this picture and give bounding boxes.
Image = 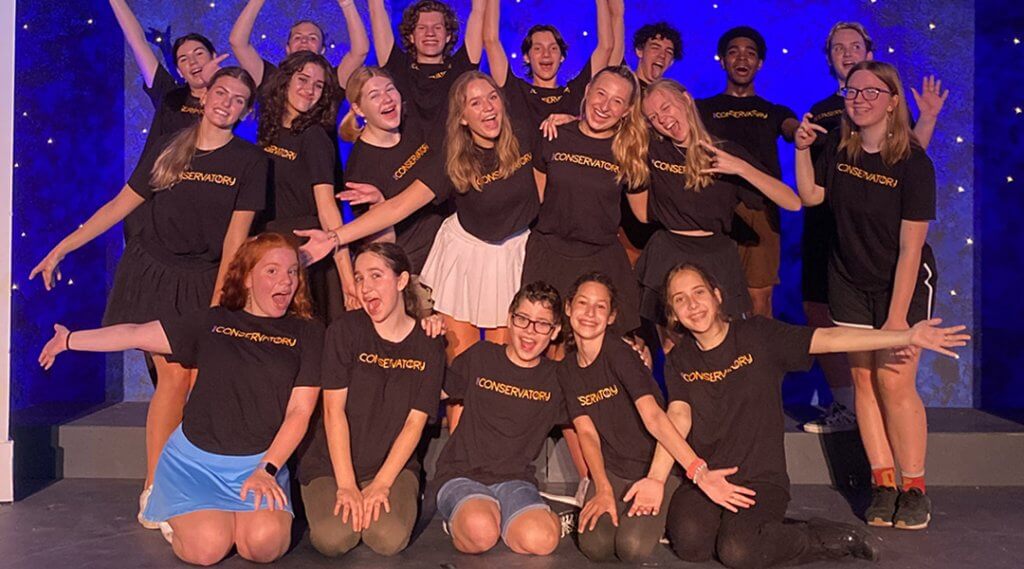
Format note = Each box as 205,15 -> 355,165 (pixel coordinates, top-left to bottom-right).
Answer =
686,458 -> 707,481
65,331 -> 73,351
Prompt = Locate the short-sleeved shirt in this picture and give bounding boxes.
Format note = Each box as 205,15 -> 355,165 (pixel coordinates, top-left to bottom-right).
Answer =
298,311 -> 446,484
384,44 -> 478,129
503,62 -> 592,128
647,137 -> 766,233
429,121 -> 540,242
434,341 -> 567,486
264,124 -> 336,226
558,337 -> 663,481
345,126 -> 448,272
696,94 -> 796,182
664,317 -> 815,493
128,136 -> 268,263
533,120 -> 625,248
162,307 -> 324,455
814,131 -> 936,291
141,66 -> 204,157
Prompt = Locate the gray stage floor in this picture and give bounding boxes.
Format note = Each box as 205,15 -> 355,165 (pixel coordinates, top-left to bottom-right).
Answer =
2,480 -> 1023,568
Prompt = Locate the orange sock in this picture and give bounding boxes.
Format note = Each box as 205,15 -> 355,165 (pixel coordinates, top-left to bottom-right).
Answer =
902,474 -> 926,493
872,467 -> 896,488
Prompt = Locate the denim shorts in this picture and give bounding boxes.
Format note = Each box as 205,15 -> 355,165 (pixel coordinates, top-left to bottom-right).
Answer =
437,477 -> 550,538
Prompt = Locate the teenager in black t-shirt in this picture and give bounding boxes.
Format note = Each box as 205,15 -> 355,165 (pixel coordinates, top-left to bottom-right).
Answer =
229,0 -> 368,95
433,282 -> 564,556
697,26 -> 799,318
370,0 -> 483,129
559,273 -> 756,562
525,65 -> 648,338
633,79 -> 800,353
337,66 -> 446,277
657,263 -> 967,567
297,243 -> 446,557
257,51 -> 351,324
482,0 -> 614,129
801,22 -> 949,435
795,61 -> 943,530
39,234 -> 327,565
31,68 -> 266,529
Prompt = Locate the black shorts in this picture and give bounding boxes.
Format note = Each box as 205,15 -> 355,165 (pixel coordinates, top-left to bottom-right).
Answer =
827,258 -> 937,330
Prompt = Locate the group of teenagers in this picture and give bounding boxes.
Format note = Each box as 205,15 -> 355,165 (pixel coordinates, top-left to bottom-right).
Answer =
31,0 -> 971,566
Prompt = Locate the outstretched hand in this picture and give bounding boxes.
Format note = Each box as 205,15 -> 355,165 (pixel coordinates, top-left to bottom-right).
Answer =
696,466 -> 757,513
794,113 -> 828,150
911,75 -> 949,119
294,229 -> 337,267
29,247 -> 64,291
337,182 -> 386,206
907,318 -> 970,359
38,324 -> 71,370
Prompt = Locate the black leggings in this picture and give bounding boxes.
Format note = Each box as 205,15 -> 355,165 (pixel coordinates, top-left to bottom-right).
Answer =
666,483 -> 812,569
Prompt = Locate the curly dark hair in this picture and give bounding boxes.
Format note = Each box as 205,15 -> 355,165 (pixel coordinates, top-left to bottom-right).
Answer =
633,22 -> 684,61
398,0 -> 460,60
509,281 -> 562,319
257,51 -> 341,147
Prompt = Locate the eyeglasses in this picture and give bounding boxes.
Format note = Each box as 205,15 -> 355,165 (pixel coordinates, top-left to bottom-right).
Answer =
841,87 -> 892,101
510,313 -> 556,334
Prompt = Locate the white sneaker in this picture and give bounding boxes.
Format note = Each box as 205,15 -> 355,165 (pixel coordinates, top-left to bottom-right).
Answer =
802,403 -> 858,434
138,486 -> 160,530
159,521 -> 174,545
539,478 -> 589,507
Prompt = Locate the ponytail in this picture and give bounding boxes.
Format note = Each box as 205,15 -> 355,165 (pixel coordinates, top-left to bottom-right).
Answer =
149,123 -> 202,190
339,108 -> 364,143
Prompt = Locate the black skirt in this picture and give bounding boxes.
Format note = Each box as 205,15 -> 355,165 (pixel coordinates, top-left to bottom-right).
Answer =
266,216 -> 347,325
521,232 -> 640,334
102,239 -> 218,326
636,230 -> 752,324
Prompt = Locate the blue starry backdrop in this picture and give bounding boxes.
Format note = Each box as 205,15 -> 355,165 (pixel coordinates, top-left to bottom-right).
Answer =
12,0 -> 991,414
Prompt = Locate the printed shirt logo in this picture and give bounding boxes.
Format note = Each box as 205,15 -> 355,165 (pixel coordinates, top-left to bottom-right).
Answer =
179,170 -> 237,187
181,105 -> 203,115
476,152 -> 532,186
836,163 -> 899,189
393,143 -> 430,181
552,152 -> 620,174
264,145 -> 298,161
712,110 -> 769,120
358,352 -> 427,372
476,376 -> 551,401
652,159 -> 686,175
680,353 -> 753,383
577,384 -> 620,407
211,325 -> 297,346
813,108 -> 843,122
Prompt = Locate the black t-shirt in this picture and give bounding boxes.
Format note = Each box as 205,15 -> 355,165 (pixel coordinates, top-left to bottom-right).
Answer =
533,121 -> 625,247
162,307 -> 324,455
384,44 -> 478,129
128,136 -> 268,263
814,131 -> 936,291
665,317 -> 814,492
141,66 -> 204,157
264,124 -> 336,226
503,62 -> 592,128
696,94 -> 796,181
647,137 -> 765,233
345,127 -> 447,272
435,341 -> 568,486
558,337 -> 662,481
299,311 -> 446,484
429,121 -> 540,242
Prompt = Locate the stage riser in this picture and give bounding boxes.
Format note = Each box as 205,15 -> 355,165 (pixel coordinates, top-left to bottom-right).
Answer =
58,404 -> 1024,486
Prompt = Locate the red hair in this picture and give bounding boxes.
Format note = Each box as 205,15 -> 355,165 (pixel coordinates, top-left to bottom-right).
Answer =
219,232 -> 313,319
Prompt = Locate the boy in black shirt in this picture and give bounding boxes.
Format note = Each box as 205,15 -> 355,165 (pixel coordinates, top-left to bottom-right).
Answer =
697,26 -> 799,318
370,0 -> 484,129
435,282 -> 565,556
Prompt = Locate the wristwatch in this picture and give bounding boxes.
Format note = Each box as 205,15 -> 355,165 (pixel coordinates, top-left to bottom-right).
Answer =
258,461 -> 279,476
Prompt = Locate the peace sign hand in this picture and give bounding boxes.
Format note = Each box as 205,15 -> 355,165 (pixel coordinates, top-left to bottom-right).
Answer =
794,113 -> 828,150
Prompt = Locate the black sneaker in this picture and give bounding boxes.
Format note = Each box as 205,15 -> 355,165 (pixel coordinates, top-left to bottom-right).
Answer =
865,486 -> 899,527
808,518 -> 883,562
893,488 -> 931,530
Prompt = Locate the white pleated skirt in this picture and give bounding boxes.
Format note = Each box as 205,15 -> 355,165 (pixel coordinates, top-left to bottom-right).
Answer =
419,214 -> 529,329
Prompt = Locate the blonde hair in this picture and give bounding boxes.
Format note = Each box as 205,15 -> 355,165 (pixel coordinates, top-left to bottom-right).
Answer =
824,21 -> 873,78
149,67 -> 256,190
644,79 -> 717,191
583,66 -> 650,190
839,61 -> 917,167
339,66 -> 396,143
445,71 -> 522,193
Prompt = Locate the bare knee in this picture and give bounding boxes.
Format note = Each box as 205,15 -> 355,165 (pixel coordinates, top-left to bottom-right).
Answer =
451,508 -> 501,554
505,511 -> 559,556
236,519 -> 290,563
174,534 -> 233,567
308,521 -> 360,557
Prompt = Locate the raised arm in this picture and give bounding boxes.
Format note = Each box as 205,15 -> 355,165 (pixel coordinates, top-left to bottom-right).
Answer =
323,389 -> 366,531
607,0 -> 626,68
109,0 -> 161,87
211,211 -> 256,306
39,321 -> 172,369
243,385 -> 320,510
793,113 -> 828,206
482,0 -> 508,87
30,186 -> 145,290
336,0 -> 370,89
910,75 -> 949,150
464,0 -> 486,65
591,0 -> 615,72
368,0 -> 395,66
228,0 -> 268,87
361,410 -> 430,524
809,315 -> 969,358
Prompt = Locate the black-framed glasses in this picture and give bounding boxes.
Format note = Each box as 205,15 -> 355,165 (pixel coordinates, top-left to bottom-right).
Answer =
841,87 -> 892,101
510,313 -> 556,334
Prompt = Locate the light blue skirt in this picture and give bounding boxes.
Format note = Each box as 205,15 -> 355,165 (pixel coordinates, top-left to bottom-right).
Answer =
143,426 -> 294,522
